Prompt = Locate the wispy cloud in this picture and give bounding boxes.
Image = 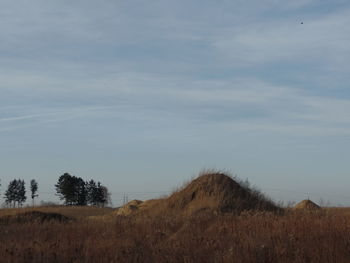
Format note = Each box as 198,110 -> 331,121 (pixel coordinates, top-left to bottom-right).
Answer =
213,6 -> 350,71
0,106 -> 117,132
3,72 -> 350,137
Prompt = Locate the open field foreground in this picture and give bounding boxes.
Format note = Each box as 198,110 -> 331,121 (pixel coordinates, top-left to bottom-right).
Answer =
1,208 -> 350,263
1,173 -> 350,263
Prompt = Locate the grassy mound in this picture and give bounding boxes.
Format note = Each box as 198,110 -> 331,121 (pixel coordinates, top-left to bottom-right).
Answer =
0,211 -> 72,224
164,172 -> 280,215
119,172 -> 280,217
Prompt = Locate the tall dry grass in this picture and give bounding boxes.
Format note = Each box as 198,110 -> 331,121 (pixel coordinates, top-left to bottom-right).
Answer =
1,207 -> 350,262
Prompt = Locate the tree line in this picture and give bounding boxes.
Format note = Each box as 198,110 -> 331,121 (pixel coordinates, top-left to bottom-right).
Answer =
1,179 -> 38,207
1,173 -> 110,207
55,173 -> 110,206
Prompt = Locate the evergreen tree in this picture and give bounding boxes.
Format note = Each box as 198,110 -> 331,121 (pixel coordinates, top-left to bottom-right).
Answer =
96,183 -> 110,207
55,173 -> 87,206
4,179 -> 26,207
17,180 -> 26,207
55,173 -> 76,205
30,179 -> 39,206
4,180 -> 17,207
86,179 -> 98,206
75,177 -> 87,206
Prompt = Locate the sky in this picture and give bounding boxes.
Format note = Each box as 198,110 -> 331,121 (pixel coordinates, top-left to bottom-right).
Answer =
1,0 -> 350,207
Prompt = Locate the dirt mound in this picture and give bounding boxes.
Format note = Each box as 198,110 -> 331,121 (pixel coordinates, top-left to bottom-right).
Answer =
0,211 -> 72,224
133,172 -> 279,217
166,173 -> 279,214
115,200 -> 144,216
295,200 -> 321,210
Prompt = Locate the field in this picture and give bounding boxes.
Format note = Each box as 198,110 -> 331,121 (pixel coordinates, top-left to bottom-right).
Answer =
1,207 -> 350,262
1,173 -> 350,263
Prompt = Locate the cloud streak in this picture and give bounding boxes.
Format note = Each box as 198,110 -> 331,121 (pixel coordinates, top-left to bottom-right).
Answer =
0,106 -> 118,132
2,73 -> 350,137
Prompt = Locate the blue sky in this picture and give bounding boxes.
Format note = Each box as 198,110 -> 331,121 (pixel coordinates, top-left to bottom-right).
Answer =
1,0 -> 350,206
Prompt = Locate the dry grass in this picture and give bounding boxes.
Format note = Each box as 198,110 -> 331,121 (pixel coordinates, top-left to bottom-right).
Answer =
1,207 -> 350,262
1,173 -> 349,262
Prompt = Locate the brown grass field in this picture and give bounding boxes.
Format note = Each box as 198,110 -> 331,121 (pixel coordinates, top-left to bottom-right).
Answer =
1,207 -> 350,262
1,173 -> 350,263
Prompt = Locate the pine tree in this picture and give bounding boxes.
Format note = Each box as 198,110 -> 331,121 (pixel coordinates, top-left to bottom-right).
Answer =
55,173 -> 76,205
30,179 -> 39,206
4,180 -> 17,207
4,179 -> 26,207
75,178 -> 87,206
18,180 -> 26,207
55,173 -> 87,206
86,180 -> 98,206
96,183 -> 110,207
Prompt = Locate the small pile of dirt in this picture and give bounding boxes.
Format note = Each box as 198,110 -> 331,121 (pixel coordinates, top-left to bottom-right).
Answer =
295,200 -> 321,210
115,200 -> 144,216
0,211 -> 72,224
